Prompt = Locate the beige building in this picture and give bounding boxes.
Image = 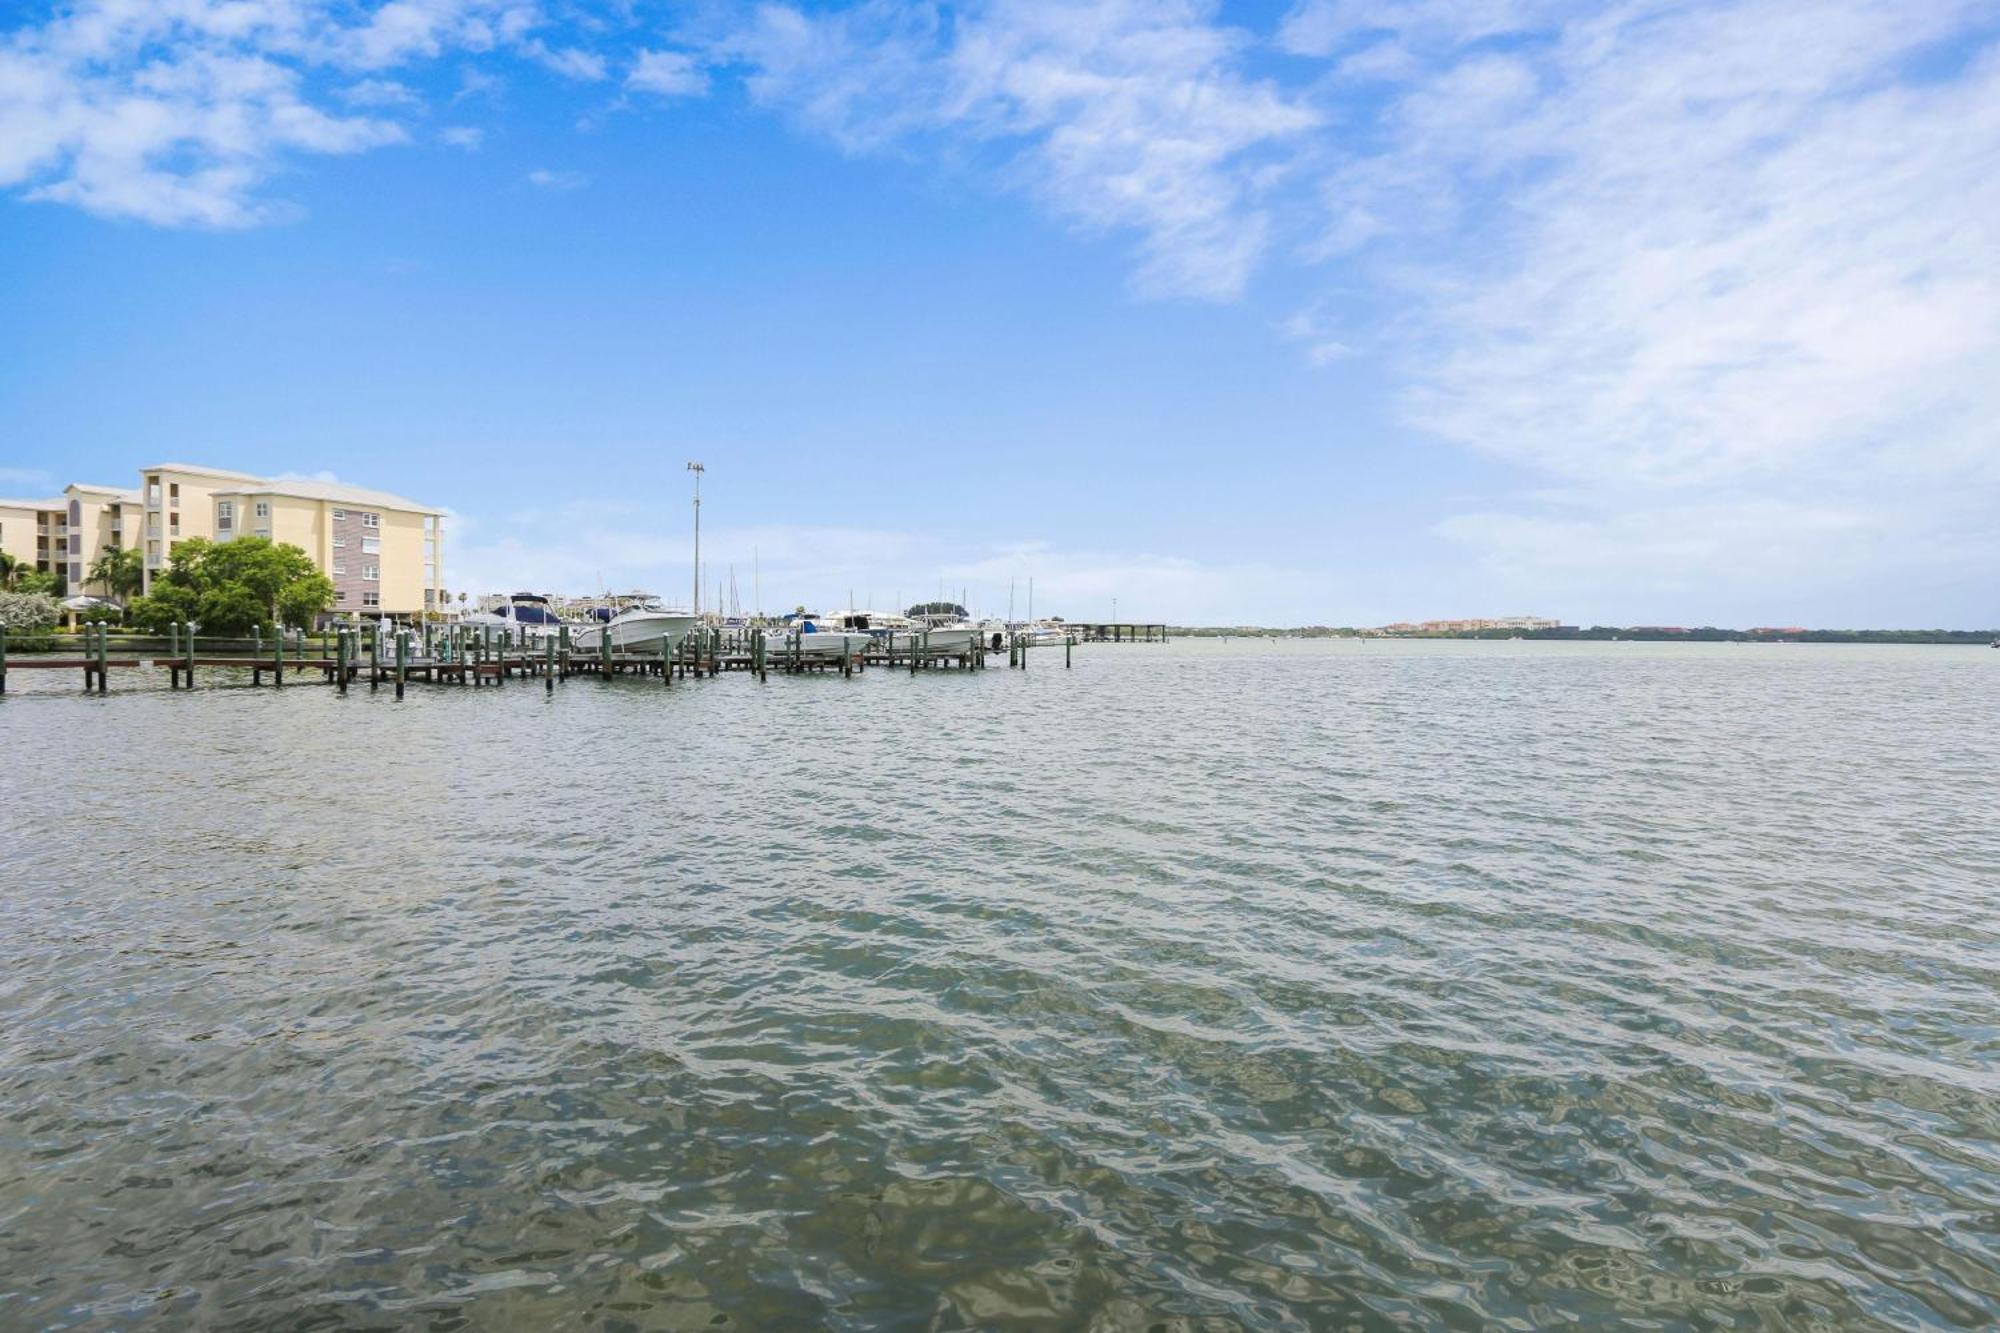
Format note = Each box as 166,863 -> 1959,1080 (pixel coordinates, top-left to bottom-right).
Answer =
0,496 -> 68,587
136,464 -> 446,619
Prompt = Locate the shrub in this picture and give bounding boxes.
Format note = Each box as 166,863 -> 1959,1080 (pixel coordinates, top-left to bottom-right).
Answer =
0,591 -> 62,633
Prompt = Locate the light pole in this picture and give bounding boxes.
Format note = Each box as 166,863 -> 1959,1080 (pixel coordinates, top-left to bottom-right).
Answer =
686,461 -> 704,616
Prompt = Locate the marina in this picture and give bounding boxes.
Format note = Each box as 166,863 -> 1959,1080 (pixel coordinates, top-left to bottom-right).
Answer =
0,614 -> 1084,697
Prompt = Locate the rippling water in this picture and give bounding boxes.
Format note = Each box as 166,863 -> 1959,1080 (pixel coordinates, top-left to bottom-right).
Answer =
3,640 -> 1997,1330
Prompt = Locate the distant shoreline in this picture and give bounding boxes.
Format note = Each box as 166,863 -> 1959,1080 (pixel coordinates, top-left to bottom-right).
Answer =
1170,627 -> 1998,644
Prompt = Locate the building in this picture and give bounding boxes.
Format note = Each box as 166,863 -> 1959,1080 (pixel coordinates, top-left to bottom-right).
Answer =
135,464 -> 445,618
63,483 -> 146,594
0,496 -> 68,587
9,463 -> 445,619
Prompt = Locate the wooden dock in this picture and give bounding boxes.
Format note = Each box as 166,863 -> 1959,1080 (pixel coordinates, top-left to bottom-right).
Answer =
1,620 -> 1079,696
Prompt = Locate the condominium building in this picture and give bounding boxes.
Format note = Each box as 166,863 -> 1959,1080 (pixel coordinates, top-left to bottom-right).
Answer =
136,464 -> 446,618
0,496 -> 67,586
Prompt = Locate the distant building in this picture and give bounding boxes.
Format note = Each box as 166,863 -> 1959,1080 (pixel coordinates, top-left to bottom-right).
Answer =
10,462 -> 445,619
0,495 -> 70,588
1376,615 -> 1562,635
136,464 -> 445,618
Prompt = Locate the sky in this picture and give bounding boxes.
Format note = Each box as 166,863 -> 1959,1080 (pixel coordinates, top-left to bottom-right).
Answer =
2,0 -> 1996,628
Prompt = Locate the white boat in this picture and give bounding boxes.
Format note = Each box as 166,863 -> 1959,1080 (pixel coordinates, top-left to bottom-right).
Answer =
571,607 -> 699,655
1020,623 -> 1075,648
765,623 -> 873,659
459,591 -> 575,642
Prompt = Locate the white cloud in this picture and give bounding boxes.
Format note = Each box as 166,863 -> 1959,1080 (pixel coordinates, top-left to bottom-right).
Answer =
340,77 -> 422,108
628,48 -> 709,98
525,167 -> 586,189
0,0 -> 651,225
439,124 -> 483,149
708,0 -> 1321,300
521,39 -> 609,82
1308,0 -> 2000,609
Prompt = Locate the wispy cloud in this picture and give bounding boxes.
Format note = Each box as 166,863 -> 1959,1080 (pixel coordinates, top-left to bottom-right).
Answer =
525,167 -> 587,190
0,0 -> 624,225
439,125 -> 484,150
628,49 -> 709,99
1293,0 -> 2000,608
704,0 -> 1321,300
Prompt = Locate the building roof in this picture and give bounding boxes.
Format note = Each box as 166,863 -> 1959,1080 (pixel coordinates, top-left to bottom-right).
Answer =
0,496 -> 67,510
66,482 -> 144,502
219,477 -> 443,515
139,464 -> 443,515
141,462 -> 267,483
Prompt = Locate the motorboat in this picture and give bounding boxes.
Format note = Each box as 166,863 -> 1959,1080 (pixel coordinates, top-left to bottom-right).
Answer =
571,603 -> 699,655
766,615 -> 872,660
459,592 -> 573,642
1020,622 -> 1075,649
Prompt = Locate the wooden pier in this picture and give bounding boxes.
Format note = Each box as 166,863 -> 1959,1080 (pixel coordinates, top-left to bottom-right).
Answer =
0,619 -> 1081,696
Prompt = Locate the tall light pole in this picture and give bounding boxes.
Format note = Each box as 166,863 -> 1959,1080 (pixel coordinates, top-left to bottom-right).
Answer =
686,461 -> 704,615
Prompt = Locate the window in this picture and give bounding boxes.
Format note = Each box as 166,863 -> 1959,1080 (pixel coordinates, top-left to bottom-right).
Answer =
169,515 -> 180,536
362,563 -> 379,581
254,529 -> 270,540
146,478 -> 161,505
332,535 -> 345,548
216,501 -> 233,530
332,563 -> 346,576
254,502 -> 269,518
362,592 -> 380,608
332,508 -> 347,520
169,483 -> 179,502
360,512 -> 379,528
361,537 -> 380,554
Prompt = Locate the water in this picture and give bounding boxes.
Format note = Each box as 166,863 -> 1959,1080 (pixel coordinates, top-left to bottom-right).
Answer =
2,640 -> 1997,1330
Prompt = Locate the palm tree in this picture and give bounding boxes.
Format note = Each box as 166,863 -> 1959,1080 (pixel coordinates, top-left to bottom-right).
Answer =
0,552 -> 17,590
86,544 -> 144,603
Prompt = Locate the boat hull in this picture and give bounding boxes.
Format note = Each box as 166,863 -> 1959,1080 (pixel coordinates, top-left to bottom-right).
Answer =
572,612 -> 699,655
766,630 -> 872,660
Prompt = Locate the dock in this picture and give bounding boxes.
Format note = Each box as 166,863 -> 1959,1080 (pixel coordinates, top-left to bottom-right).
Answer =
0,619 -> 1088,697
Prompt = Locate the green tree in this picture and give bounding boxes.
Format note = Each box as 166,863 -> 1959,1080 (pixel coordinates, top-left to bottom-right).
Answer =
86,544 -> 144,602
12,566 -> 59,596
128,585 -> 199,634
137,536 -> 335,634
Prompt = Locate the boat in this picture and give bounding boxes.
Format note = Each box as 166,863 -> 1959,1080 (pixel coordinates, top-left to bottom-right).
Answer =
766,614 -> 872,660
459,591 -> 572,642
570,602 -> 699,656
1020,621 -> 1075,649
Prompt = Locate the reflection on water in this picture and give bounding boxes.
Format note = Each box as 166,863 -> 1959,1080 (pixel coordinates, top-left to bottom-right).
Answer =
2,640 -> 1997,1329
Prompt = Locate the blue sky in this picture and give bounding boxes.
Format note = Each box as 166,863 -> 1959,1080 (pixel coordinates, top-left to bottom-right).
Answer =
3,0 -> 1996,627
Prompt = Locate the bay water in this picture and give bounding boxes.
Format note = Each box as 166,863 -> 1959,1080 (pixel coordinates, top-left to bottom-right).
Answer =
2,640 -> 1996,1329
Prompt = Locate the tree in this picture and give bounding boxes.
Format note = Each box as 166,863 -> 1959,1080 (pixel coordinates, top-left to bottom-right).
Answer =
12,566 -> 59,596
0,552 -> 17,590
0,591 -> 62,632
86,544 -> 144,602
129,536 -> 334,634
